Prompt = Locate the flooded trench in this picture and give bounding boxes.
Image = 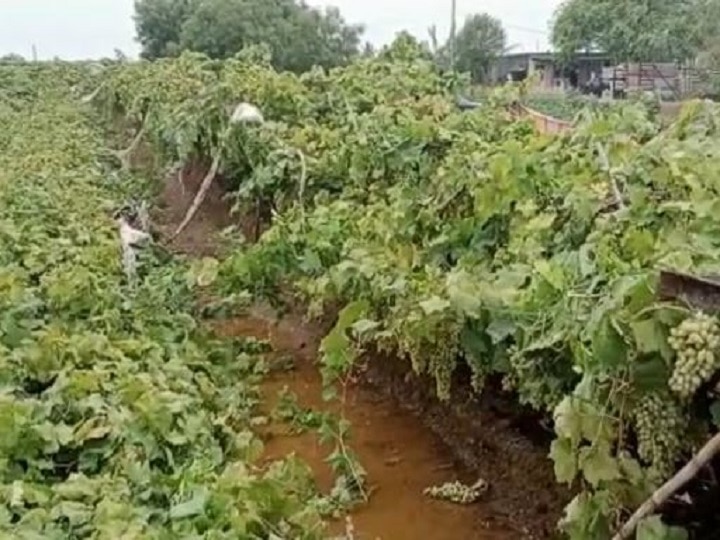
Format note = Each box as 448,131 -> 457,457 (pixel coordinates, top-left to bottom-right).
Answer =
215,308 -> 514,540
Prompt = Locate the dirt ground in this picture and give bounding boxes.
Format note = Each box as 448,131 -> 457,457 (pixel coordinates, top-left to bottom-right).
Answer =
153,165 -> 570,539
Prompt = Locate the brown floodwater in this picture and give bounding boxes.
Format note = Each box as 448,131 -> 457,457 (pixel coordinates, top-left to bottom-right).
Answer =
215,309 -> 513,540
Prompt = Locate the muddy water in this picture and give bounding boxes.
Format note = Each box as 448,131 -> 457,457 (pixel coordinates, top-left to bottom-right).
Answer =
216,310 -> 512,540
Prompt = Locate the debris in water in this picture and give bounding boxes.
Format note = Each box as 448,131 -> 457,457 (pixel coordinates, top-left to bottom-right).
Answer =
423,478 -> 489,505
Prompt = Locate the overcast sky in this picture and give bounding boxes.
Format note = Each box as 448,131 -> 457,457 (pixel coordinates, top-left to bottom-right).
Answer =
0,0 -> 562,60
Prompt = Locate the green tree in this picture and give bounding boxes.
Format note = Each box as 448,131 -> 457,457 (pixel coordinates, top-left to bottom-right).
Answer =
449,14 -> 507,83
551,0 -> 714,62
134,0 -> 198,59
133,0 -> 364,72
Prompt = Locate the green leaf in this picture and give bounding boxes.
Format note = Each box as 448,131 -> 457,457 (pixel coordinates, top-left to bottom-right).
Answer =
632,358 -> 671,393
591,317 -> 627,368
486,317 -> 517,345
191,257 -> 219,287
419,296 -> 450,315
637,516 -> 688,540
578,442 -> 620,487
169,489 -> 208,520
559,492 -> 613,539
710,401 -> 720,429
460,324 -> 489,362
549,437 -> 577,484
534,259 -> 565,290
446,270 -> 482,316
631,319 -> 666,355
351,319 -> 380,336
554,396 -> 583,442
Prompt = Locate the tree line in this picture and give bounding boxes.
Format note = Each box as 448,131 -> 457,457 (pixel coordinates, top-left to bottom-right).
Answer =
133,0 -> 509,83
133,0 -> 720,84
551,0 -> 720,64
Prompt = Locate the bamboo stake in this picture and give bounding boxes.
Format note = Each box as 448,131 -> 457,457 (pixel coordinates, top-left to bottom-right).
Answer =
613,432 -> 720,540
170,155 -> 221,240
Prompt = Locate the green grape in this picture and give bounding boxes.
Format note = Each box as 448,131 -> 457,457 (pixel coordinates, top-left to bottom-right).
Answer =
668,313 -> 720,400
633,393 -> 685,480
400,316 -> 461,401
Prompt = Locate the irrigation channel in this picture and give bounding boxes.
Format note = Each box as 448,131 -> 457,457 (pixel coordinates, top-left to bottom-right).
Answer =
153,160 -> 568,540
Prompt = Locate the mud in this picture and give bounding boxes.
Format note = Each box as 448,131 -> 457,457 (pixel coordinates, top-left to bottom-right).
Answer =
154,167 -> 569,539
215,309 -> 517,540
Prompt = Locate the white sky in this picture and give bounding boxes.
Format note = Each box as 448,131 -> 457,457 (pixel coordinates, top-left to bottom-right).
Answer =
0,0 -> 563,60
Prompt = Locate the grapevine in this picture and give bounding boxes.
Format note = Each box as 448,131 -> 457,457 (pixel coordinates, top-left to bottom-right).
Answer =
398,315 -> 462,401
633,393 -> 686,480
5,37 -> 720,539
668,313 -> 720,400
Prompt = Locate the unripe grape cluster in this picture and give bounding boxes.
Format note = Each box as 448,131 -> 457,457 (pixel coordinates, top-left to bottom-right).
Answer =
423,478 -> 488,505
668,313 -> 720,400
401,317 -> 461,401
633,393 -> 685,479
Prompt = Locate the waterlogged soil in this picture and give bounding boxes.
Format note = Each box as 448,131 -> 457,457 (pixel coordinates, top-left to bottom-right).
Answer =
215,309 -> 512,540
155,164 -> 566,539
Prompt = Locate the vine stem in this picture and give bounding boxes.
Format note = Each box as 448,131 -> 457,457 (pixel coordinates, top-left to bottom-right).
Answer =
170,155 -> 222,240
595,143 -> 625,210
613,432 -> 720,540
113,119 -> 147,170
80,82 -> 106,104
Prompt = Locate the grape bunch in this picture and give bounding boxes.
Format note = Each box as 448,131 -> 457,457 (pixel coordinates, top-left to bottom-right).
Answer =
668,313 -> 720,400
633,393 -> 685,479
424,478 -> 488,505
401,317 -> 461,401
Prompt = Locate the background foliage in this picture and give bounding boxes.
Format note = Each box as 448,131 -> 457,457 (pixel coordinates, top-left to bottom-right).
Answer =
90,39 -> 720,538
133,0 -> 364,73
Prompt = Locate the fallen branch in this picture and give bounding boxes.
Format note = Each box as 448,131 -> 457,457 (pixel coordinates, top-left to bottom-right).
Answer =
80,82 -> 106,104
114,121 -> 148,170
613,432 -> 720,540
170,155 -> 222,240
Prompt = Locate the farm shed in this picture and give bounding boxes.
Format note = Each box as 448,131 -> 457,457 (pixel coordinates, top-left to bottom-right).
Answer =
490,52 -> 611,90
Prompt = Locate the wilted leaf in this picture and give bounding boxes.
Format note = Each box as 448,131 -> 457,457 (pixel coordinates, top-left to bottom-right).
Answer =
579,442 -> 620,487
554,397 -> 583,442
549,437 -> 577,484
419,296 -> 450,315
169,489 -> 208,520
486,317 -> 517,344
637,516 -> 688,540
192,257 -> 219,287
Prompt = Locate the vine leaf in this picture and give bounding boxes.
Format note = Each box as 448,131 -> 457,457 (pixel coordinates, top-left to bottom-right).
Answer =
190,257 -> 220,287
710,401 -> 720,429
636,516 -> 688,540
446,270 -> 482,316
592,317 -> 627,368
554,396 -> 583,442
169,489 -> 208,520
632,357 -> 672,393
486,317 -> 517,345
579,441 -> 620,487
631,319 -> 672,360
419,296 -> 450,315
550,437 -> 578,484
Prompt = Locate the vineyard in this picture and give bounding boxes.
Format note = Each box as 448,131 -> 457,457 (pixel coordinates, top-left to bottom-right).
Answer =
3,37 -> 720,539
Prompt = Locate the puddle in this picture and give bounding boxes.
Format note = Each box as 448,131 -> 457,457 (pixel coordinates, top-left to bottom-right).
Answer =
215,310 -> 513,540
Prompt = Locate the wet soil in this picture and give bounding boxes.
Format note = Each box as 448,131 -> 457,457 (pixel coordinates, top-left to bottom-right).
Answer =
153,166 -> 569,539
215,309 -> 516,540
